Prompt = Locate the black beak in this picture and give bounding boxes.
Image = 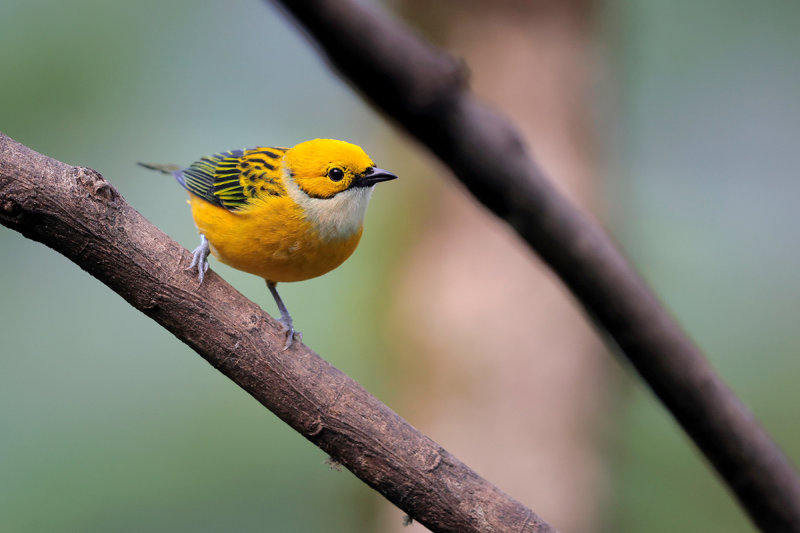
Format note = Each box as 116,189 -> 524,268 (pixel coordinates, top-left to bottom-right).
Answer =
355,167 -> 398,187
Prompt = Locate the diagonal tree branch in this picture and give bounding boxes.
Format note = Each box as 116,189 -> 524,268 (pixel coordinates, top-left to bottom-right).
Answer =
0,132 -> 556,533
267,0 -> 800,531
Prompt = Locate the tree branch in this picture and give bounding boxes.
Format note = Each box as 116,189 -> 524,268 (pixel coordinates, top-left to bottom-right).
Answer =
0,133 -> 556,533
268,1 -> 800,531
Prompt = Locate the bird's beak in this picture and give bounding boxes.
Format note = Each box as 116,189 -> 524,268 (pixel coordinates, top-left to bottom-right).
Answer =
356,167 -> 398,187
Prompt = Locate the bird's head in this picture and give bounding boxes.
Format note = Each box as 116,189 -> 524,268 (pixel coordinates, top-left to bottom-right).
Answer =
281,139 -> 397,240
283,139 -> 397,199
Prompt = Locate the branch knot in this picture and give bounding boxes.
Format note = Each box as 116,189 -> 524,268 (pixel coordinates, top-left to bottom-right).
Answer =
0,198 -> 21,222
74,166 -> 119,204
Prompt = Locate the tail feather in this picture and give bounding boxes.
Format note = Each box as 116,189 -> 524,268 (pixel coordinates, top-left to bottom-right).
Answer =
137,162 -> 181,175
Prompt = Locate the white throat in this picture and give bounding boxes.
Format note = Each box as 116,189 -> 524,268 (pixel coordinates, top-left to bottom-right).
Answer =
283,168 -> 374,240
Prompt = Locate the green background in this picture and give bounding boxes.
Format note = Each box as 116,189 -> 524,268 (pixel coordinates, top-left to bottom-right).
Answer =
1,1 -> 799,531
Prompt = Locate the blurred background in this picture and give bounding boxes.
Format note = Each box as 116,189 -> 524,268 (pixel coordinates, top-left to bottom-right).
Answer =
1,1 -> 799,532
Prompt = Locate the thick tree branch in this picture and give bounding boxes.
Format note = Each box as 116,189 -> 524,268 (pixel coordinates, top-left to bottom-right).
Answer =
268,1 -> 800,531
0,133 -> 556,532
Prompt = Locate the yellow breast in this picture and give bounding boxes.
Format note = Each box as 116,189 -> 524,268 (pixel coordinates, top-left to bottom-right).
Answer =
188,193 -> 363,283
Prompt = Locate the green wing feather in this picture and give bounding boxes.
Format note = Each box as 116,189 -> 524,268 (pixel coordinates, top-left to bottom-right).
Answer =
177,147 -> 289,211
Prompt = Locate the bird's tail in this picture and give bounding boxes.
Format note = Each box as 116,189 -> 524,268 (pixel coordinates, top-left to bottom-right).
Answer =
137,162 -> 181,175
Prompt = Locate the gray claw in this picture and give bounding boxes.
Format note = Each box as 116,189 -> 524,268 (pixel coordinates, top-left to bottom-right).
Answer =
187,234 -> 211,284
277,316 -> 302,350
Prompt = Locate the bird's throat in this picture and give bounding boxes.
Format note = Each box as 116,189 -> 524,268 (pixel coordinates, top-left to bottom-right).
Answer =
283,169 -> 373,241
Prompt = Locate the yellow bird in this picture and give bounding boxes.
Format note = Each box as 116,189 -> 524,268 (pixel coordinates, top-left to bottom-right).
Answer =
140,139 -> 397,349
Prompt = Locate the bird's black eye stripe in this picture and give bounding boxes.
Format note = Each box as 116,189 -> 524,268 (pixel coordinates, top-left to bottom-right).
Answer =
328,167 -> 345,181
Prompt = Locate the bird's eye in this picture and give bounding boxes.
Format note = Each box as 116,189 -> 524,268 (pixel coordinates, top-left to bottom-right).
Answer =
327,167 -> 345,182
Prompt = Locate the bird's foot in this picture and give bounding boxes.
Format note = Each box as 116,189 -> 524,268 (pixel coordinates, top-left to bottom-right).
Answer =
277,317 -> 302,351
267,280 -> 301,350
187,235 -> 210,284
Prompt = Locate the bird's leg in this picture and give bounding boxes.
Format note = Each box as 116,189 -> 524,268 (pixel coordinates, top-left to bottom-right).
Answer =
187,234 -> 210,284
267,280 -> 301,350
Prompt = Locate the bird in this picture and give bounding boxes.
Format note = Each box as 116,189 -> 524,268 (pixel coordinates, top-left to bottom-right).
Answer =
139,139 -> 397,349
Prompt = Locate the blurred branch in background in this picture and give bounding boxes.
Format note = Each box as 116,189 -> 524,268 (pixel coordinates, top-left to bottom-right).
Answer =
383,1 -> 609,531
269,0 -> 800,531
0,133 -> 557,533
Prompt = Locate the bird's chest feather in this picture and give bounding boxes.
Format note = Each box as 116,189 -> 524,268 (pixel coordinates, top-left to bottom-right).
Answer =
188,193 -> 365,282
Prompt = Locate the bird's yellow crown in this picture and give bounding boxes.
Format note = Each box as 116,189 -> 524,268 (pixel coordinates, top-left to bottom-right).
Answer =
284,139 -> 375,199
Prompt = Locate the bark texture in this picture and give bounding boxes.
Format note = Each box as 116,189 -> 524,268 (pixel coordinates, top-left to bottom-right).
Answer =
0,132 -> 556,533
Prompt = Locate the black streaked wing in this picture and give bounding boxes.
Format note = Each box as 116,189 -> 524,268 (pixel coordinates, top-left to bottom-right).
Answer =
236,147 -> 289,201
177,146 -> 289,211
179,149 -> 245,209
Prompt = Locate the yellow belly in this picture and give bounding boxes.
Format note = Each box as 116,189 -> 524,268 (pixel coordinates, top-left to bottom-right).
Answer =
188,194 -> 363,282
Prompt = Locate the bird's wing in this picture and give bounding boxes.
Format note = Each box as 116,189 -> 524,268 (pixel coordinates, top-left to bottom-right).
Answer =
178,147 -> 289,211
